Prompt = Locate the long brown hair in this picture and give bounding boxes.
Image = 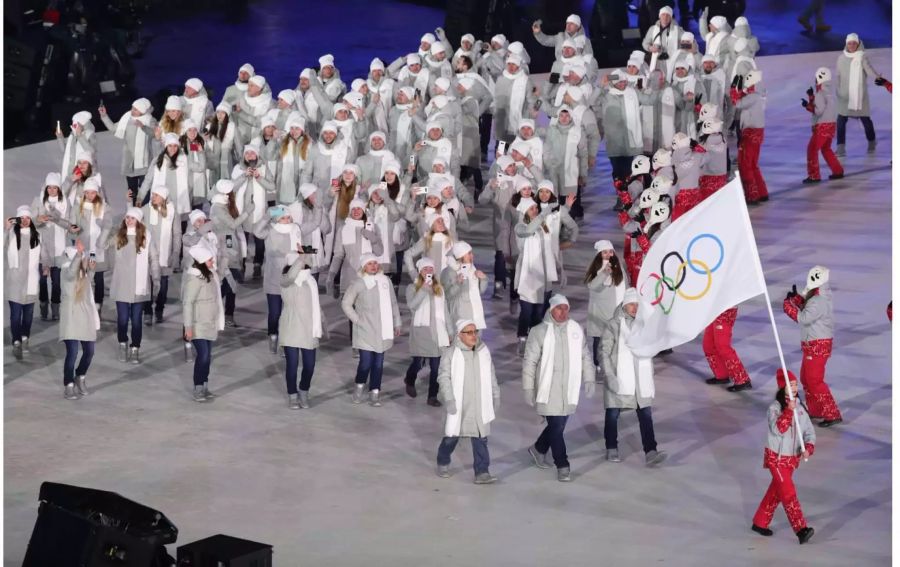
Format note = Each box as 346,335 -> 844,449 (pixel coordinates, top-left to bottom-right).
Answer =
424,228 -> 451,252
585,252 -> 624,285
280,132 -> 310,160
335,180 -> 357,220
156,146 -> 181,170
180,131 -> 205,151
161,113 -> 183,135
414,273 -> 443,296
151,199 -> 169,218
225,192 -> 239,219
206,114 -> 229,141
193,260 -> 213,282
42,185 -> 62,205
382,173 -> 401,201
74,254 -> 90,300
115,220 -> 147,251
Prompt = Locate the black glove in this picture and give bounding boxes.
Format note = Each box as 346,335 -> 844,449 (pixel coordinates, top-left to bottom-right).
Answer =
800,99 -> 809,108
658,52 -> 669,61
613,198 -> 628,212
629,229 -> 642,238
694,92 -> 703,106
806,87 -> 814,97
736,75 -> 744,91
689,139 -> 699,149
786,284 -> 798,300
875,77 -> 886,86
730,75 -> 741,89
632,212 -> 646,223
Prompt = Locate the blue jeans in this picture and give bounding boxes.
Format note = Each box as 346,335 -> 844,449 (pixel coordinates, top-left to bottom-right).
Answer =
115,302 -> 144,346
609,155 -> 634,184
63,340 -> 95,385
437,436 -> 491,475
221,272 -> 240,315
604,406 -> 658,453
145,275 -> 169,317
266,293 -> 283,335
405,356 -> 440,399
39,266 -> 61,304
93,271 -> 105,304
355,350 -> 385,391
592,336 -> 601,367
494,251 -> 508,286
534,415 -> 569,469
836,114 -> 876,145
517,292 -> 551,338
284,346 -> 316,394
192,339 -> 212,386
8,301 -> 34,342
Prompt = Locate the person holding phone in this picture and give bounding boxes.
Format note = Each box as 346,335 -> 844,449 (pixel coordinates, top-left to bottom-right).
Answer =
61,151 -> 99,207
136,133 -> 193,213
533,14 -> 593,59
182,244 -> 225,403
6,207 -> 47,360
204,103 -> 243,187
493,55 -> 538,152
56,111 -> 98,185
326,199 -> 384,300
279,252 -> 325,409
70,181 -> 112,316
179,119 -> 209,211
231,144 -> 275,280
388,87 -> 424,163
32,172 -> 74,321
208,179 -> 255,327
274,115 -> 314,205
478,156 -> 519,299
513,198 -> 558,354
141,187 -> 182,325
99,98 -> 156,203
405,257 -> 451,406
58,241 -> 99,399
441,241 -> 488,333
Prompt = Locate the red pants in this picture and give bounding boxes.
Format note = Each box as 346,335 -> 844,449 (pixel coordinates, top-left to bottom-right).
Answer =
625,249 -> 644,287
671,188 -> 703,221
806,123 -> 843,180
738,127 -> 768,202
801,339 -> 842,420
753,466 -> 807,532
699,174 -> 727,200
702,308 -> 750,384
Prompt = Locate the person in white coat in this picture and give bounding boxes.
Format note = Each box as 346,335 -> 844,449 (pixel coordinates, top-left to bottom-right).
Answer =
601,288 -> 666,466
522,295 -> 595,482
32,172 -> 74,321
58,241 -> 99,399
435,319 -> 501,484
135,133 -> 193,215
56,111 -> 98,183
585,240 -> 629,377
513,198 -> 559,353
279,252 -> 326,409
440,241 -> 488,332
404,257 -> 451,406
141,187 -> 182,325
98,98 -> 156,203
182,244 -> 225,402
341,254 -> 402,407
5,206 -> 48,360
232,143 -> 275,279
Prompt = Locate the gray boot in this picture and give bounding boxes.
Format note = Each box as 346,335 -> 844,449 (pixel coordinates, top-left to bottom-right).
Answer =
516,337 -> 526,356
225,315 -> 236,328
192,385 -> 208,402
129,346 -> 140,365
298,391 -> 310,409
39,302 -> 49,320
645,450 -> 667,467
144,312 -> 153,327
64,384 -> 80,400
835,143 -> 846,157
868,140 -> 877,153
12,341 -> 22,361
436,464 -> 451,478
606,449 -> 621,462
528,446 -> 551,469
118,342 -> 128,362
184,341 -> 195,362
557,467 -> 572,482
474,472 -> 497,484
268,334 -> 278,354
21,336 -> 30,353
202,382 -> 216,399
51,303 -> 60,321
75,375 -> 88,396
351,383 -> 365,404
369,389 -> 382,407
288,393 -> 301,409
492,282 -> 503,299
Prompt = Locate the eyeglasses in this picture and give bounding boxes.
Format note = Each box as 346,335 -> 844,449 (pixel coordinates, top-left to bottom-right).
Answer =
459,330 -> 479,335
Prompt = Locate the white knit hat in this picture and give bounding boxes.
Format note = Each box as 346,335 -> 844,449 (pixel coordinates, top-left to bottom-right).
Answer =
16,206 -> 32,218
299,183 -> 318,199
44,172 -> 62,187
420,33 -> 435,44
215,102 -> 231,115
342,163 -> 360,177
370,57 -> 385,71
406,53 -> 421,66
75,149 -> 94,164
215,179 -> 234,194
415,257 -> 435,272
189,244 -> 213,264
184,78 -> 203,92
243,143 -> 261,157
537,180 -> 555,195
424,211 -> 442,228
132,98 -> 152,114
351,78 -> 366,92
456,319 -> 476,333
434,77 -> 451,92
430,43 -> 446,56
151,186 -> 169,199
164,96 -> 183,111
348,198 -> 366,212
594,240 -> 614,252
249,75 -> 266,88
188,210 -> 207,224
83,177 -> 101,193
652,148 -> 672,168
382,159 -> 402,176
239,63 -> 255,75
622,287 -> 639,305
163,133 -> 180,147
72,111 -> 92,125
321,120 -> 338,134
451,241 -> 472,259
182,118 -> 198,132
318,54 -> 335,68
496,155 -> 515,171
845,33 -> 860,44
125,207 -> 144,222
659,6 -> 673,16
548,294 -> 569,308
278,89 -> 296,104
566,14 -> 582,27
358,253 -> 379,269
516,197 -> 537,215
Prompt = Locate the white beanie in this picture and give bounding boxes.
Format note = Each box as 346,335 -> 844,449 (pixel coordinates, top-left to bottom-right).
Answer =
369,131 -> 387,144
461,33 -> 475,45
458,77 -> 475,91
299,183 -> 318,200
343,92 -> 364,108
455,319 -> 476,333
125,206 -> 144,222
243,143 -> 261,157
382,159 -> 402,176
189,244 -> 213,264
215,102 -> 231,115
150,186 -> 170,199
184,78 -> 203,92
351,78 -> 366,92
239,63 -> 255,75
415,257 -> 435,272
132,98 -> 152,114
164,95 -> 183,111
672,132 -> 691,150
548,294 -> 569,308
215,179 -> 235,194
163,133 -> 181,147
406,53 -> 421,66
659,6 -> 673,17
75,149 -> 94,164
735,16 -> 749,27
566,14 -> 582,27
420,32 -> 435,44
44,172 -> 62,187
249,75 -> 266,88
358,253 -> 379,269
370,57 -> 385,71
451,241 -> 472,259
182,118 -> 198,132
72,111 -> 92,125
348,198 -> 366,212
496,155 -> 515,171
506,53 -> 523,67
299,68 -> 314,80
425,120 -> 443,133
680,31 -> 695,43
845,33 -> 860,44
516,197 -> 537,215
15,206 -> 32,218
286,113 -> 306,131
342,163 -> 360,177
430,43 -> 446,56
83,177 -> 101,193
424,211 -> 442,228
434,77 -> 451,92
491,34 -> 507,46
622,287 -> 639,305
188,210 -> 207,224
321,121 -> 338,134
594,240 -> 614,252
318,54 -> 335,68
701,54 -> 718,64
278,89 -> 296,104
710,15 -> 727,29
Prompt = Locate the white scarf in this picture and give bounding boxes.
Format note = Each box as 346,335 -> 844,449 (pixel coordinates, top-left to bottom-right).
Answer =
615,317 -> 654,397
233,164 -> 266,224
115,112 -> 151,169
425,137 -> 453,163
653,24 -> 681,80
561,124 -> 582,187
412,286 -> 449,347
504,70 -> 528,132
445,344 -> 494,437
8,234 -> 40,296
705,30 -> 729,58
243,91 -> 273,115
660,87 -> 676,151
601,261 -> 627,306
371,205 -> 392,264
430,232 -> 450,272
367,77 -> 394,133
148,202 -> 174,268
301,88 -> 320,122
341,218 -> 371,253
60,132 -> 92,181
458,265 -> 486,330
290,203 -> 325,269
334,117 -> 354,144
187,267 -> 225,330
127,226 -> 151,296
516,224 -> 557,303
607,87 -> 642,148
515,135 -> 544,170
154,155 -> 190,214
273,221 -> 303,252
184,94 -> 209,126
278,137 -> 306,203
396,104 -> 413,149
317,139 -> 349,180
362,273 -> 394,340
844,49 -> 864,111
536,320 -> 583,406
44,195 -> 68,254
403,67 -> 430,94
83,202 -> 105,256
294,268 -> 322,338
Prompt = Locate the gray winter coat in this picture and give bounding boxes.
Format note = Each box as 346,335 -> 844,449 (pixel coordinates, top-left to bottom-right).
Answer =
328,222 -> 384,293
108,231 -> 161,304
542,121 -> 588,196
522,313 -> 595,416
5,227 -> 49,304
209,203 -> 252,268
254,215 -> 321,295
700,133 -> 728,177
440,266 -> 488,327
141,203 -> 183,276
58,252 -> 97,342
406,284 -> 452,357
31,195 -> 72,268
735,90 -> 766,129
99,113 -> 157,177
586,264 -> 630,338
535,29 -> 594,58
601,305 -> 654,409
795,285 -> 833,342
597,86 -> 651,157
811,85 -> 838,125
182,270 -> 221,341
493,73 -> 538,143
341,274 -> 402,353
835,49 -> 879,117
437,337 -> 500,437
69,202 -> 114,271
278,261 -> 324,350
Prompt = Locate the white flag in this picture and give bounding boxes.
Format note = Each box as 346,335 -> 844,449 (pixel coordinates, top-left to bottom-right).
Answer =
626,178 -> 767,357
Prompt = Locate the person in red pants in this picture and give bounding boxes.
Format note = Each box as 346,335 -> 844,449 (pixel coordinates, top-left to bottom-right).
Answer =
802,67 -> 844,184
783,265 -> 843,427
732,70 -> 769,204
702,307 -> 752,391
752,369 -> 816,545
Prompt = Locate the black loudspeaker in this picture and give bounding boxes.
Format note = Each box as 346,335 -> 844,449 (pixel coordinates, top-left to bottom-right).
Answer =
177,534 -> 273,566
22,482 -> 178,567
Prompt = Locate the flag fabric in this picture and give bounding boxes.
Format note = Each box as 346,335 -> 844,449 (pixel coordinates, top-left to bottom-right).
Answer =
626,178 -> 768,357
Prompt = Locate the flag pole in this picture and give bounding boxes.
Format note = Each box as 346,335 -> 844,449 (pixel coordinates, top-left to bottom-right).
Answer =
736,179 -> 807,456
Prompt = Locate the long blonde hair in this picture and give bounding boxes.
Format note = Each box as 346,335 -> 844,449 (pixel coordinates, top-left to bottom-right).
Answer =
79,194 -> 104,217
424,229 -> 452,253
161,113 -> 183,135
414,273 -> 443,296
73,256 -> 90,300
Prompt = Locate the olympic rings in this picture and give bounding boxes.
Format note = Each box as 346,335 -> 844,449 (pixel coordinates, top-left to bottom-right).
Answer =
659,251 -> 686,291
686,233 -> 724,275
653,275 -> 677,314
639,233 -> 726,314
675,259 -> 712,300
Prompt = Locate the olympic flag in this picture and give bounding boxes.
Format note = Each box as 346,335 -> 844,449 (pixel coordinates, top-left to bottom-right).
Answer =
626,178 -> 768,357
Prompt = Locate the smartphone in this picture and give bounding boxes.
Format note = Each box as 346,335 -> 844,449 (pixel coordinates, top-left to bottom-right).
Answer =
378,181 -> 388,192
549,72 -> 560,85
637,78 -> 644,90
425,273 -> 433,284
408,155 -> 416,167
89,252 -> 96,259
497,140 -> 507,155
534,99 -> 542,111
331,178 -> 340,188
